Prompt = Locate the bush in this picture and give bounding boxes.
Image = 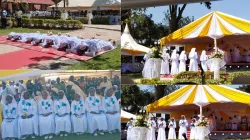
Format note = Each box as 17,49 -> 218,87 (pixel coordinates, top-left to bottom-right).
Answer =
78,17 -> 88,24
91,17 -> 109,25
174,71 -> 228,80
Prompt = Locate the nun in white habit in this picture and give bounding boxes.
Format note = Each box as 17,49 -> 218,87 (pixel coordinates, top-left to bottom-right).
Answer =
2,95 -> 18,140
189,48 -> 199,71
147,117 -> 156,140
179,51 -> 187,73
17,91 -> 39,139
157,118 -> 166,140
200,50 -> 208,71
85,87 -> 108,136
190,118 -> 196,140
170,49 -> 179,75
160,49 -> 170,75
54,90 -> 71,137
102,88 -> 120,133
38,90 -> 55,139
71,93 -> 88,135
168,118 -> 177,139
178,115 -> 188,139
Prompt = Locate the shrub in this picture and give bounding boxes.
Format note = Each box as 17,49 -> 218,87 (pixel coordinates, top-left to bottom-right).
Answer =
78,17 -> 88,24
91,17 -> 109,25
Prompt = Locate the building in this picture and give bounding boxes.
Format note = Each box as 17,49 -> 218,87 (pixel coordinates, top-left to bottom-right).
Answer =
0,0 -> 54,12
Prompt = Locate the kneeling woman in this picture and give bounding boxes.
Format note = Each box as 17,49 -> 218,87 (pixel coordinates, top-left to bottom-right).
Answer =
17,91 -> 39,139
103,88 -> 120,134
54,90 -> 71,137
86,87 -> 108,136
71,94 -> 87,135
2,95 -> 18,140
51,36 -> 70,51
38,90 -> 55,139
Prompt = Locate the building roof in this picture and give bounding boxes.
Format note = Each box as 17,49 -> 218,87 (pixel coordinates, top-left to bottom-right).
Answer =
25,0 -> 54,5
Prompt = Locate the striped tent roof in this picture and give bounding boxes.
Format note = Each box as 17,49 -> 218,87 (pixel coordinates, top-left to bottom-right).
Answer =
147,85 -> 250,114
121,110 -> 136,123
161,11 -> 250,45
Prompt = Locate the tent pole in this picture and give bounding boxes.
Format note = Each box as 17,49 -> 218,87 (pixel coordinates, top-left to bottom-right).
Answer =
199,105 -> 202,121
214,38 -> 217,51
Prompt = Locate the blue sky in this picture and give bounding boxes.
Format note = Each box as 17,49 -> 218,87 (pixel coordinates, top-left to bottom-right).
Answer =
146,0 -> 250,23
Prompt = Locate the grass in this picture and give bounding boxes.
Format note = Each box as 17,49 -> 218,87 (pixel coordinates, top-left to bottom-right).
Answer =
68,46 -> 121,70
0,28 -> 71,36
121,73 -> 142,80
22,132 -> 120,140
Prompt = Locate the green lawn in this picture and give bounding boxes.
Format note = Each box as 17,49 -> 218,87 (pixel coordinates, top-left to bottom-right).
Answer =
0,28 -> 71,35
68,46 -> 121,70
121,73 -> 142,80
22,132 -> 120,140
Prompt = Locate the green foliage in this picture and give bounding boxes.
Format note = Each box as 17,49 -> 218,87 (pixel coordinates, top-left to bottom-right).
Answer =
91,17 -> 109,25
227,72 -> 250,83
78,17 -> 89,24
236,85 -> 250,93
20,2 -> 29,11
134,116 -> 148,128
139,78 -> 173,85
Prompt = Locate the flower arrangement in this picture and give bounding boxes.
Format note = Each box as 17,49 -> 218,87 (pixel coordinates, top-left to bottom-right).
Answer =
150,47 -> 163,59
209,49 -> 224,59
134,115 -> 148,128
197,118 -> 209,127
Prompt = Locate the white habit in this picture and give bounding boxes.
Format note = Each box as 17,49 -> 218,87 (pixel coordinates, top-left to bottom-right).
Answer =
179,51 -> 187,73
160,52 -> 170,74
189,48 -> 198,71
170,50 -> 179,75
157,120 -> 166,140
200,50 -> 208,71
178,119 -> 188,139
147,120 -> 156,140
168,120 -> 176,139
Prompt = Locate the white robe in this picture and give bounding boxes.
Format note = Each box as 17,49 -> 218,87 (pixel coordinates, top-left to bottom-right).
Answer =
147,120 -> 156,140
17,99 -> 39,138
102,96 -> 120,132
232,118 -> 238,130
190,122 -> 196,140
179,54 -> 187,73
71,100 -> 88,133
126,120 -> 134,140
178,119 -> 188,139
160,53 -> 170,74
54,98 -> 71,134
38,98 -> 55,136
2,102 -> 18,139
200,52 -> 208,72
189,52 -> 198,71
232,48 -> 240,62
157,120 -> 166,140
168,121 -> 176,139
85,95 -> 108,133
171,54 -> 179,75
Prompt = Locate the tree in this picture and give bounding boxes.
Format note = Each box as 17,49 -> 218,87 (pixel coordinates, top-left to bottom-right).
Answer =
236,85 -> 250,93
155,85 -> 181,100
52,0 -> 62,11
166,2 -> 211,33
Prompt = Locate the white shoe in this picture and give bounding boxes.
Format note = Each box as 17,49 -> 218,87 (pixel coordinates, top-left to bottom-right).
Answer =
44,136 -> 48,139
49,136 -> 53,139
100,132 -> 104,135
60,134 -> 63,137
64,134 -> 68,137
31,136 -> 35,139
94,133 -> 98,136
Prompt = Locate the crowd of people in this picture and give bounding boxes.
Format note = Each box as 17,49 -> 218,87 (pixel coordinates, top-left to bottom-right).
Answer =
7,32 -> 116,57
126,112 -> 247,140
0,75 -> 121,140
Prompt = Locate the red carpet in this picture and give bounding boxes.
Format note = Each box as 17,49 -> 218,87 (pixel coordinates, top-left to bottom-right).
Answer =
0,36 -> 116,61
0,49 -> 57,69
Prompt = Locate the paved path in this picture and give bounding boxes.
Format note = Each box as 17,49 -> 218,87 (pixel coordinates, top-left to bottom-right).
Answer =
0,25 -> 121,70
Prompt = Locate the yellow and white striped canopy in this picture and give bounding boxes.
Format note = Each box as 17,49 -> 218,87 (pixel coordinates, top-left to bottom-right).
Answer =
161,11 -> 250,45
147,85 -> 250,114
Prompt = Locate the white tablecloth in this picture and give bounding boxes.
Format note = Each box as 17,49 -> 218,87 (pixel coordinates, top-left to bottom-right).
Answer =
195,126 -> 210,140
142,58 -> 161,78
131,127 -> 149,140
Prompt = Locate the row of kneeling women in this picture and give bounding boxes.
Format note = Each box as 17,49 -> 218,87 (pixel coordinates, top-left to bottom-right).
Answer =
2,87 -> 120,140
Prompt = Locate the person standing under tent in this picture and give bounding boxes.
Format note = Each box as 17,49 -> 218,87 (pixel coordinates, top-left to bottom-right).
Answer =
220,118 -> 225,131
178,115 -> 188,139
71,93 -> 87,135
147,117 -> 156,140
190,118 -> 196,140
54,90 -> 71,137
157,117 -> 166,140
168,117 -> 176,139
200,50 -> 208,71
160,49 -> 170,75
38,90 -> 54,139
126,118 -> 134,140
17,91 -> 39,139
170,49 -> 179,75
85,87 -> 108,136
179,51 -> 187,73
232,115 -> 239,130
232,46 -> 241,63
208,114 -> 215,131
189,48 -> 198,71
2,95 -> 18,140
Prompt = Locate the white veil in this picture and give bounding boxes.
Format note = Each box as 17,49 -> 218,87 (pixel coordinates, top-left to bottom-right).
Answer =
179,51 -> 186,60
171,49 -> 177,60
200,50 -> 208,61
189,48 -> 196,58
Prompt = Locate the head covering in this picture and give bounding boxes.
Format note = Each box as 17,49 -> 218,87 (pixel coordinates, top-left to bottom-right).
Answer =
189,48 -> 196,58
200,50 -> 208,61
171,49 -> 177,59
179,51 -> 186,60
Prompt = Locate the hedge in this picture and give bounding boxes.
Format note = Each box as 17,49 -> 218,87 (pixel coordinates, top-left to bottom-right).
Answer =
7,18 -> 83,30
78,17 -> 88,24
91,17 -> 109,25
